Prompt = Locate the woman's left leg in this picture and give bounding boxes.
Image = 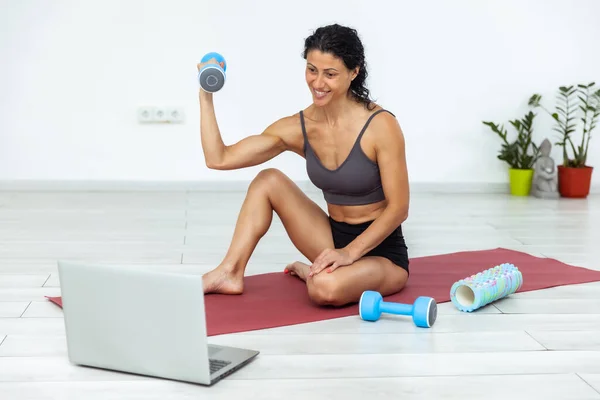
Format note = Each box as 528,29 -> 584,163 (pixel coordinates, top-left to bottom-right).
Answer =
285,257 -> 409,306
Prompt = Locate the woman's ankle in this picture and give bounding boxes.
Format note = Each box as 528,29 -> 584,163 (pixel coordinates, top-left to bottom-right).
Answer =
217,260 -> 245,276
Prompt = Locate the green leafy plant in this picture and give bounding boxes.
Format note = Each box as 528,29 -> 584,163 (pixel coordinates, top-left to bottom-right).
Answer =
528,82 -> 600,168
483,111 -> 540,169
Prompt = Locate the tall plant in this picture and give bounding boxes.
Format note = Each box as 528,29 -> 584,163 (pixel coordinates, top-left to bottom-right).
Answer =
528,82 -> 600,168
483,111 -> 540,169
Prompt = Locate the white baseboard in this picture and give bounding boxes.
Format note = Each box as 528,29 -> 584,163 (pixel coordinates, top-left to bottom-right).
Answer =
1,179 -> 597,194
0,180 -> 309,192
0,180 -> 257,192
0,180 -> 303,192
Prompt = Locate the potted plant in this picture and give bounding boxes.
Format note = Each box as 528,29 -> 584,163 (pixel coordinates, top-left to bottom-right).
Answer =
528,82 -> 600,198
483,111 -> 540,196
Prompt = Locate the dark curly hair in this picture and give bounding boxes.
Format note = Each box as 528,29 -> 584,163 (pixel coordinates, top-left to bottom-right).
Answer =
303,24 -> 375,110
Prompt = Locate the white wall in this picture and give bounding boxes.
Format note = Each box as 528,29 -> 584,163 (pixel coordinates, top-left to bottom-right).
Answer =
1,0 -> 599,188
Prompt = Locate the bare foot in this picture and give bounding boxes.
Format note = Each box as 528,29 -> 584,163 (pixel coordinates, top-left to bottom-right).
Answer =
284,261 -> 311,282
202,268 -> 244,295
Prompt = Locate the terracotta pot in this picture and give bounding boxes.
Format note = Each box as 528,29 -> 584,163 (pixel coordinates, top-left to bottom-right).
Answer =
558,165 -> 594,198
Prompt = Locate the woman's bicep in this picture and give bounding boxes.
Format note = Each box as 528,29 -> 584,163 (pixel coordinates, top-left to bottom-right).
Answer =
218,133 -> 287,170
213,115 -> 299,170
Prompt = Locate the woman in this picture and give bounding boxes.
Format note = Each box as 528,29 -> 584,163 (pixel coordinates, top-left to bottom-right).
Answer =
199,24 -> 410,307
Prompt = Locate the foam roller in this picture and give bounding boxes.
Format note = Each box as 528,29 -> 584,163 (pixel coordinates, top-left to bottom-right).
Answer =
450,263 -> 523,312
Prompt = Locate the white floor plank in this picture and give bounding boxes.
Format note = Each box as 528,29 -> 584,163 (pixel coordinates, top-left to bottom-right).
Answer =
0,287 -> 61,302
0,263 -> 60,274
0,373 -> 599,400
0,274 -> 50,288
509,282 -> 600,299
0,302 -> 29,318
0,330 -> 543,358
527,330 -> 600,351
493,298 -> 600,314
206,330 -> 544,354
579,374 -> 600,396
0,318 -> 66,335
21,302 -> 63,318
0,335 -> 68,357
3,352 -> 600,383
238,312 -> 600,335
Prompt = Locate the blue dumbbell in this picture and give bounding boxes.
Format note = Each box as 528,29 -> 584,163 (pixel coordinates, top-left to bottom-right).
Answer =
198,52 -> 227,93
359,291 -> 437,328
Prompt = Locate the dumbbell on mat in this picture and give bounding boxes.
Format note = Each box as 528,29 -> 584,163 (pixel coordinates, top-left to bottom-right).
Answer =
198,52 -> 227,93
359,291 -> 437,328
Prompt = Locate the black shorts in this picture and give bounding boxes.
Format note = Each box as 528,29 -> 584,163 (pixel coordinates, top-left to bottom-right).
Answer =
328,216 -> 409,274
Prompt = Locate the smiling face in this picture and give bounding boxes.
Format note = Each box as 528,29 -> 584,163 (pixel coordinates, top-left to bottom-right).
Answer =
305,50 -> 358,107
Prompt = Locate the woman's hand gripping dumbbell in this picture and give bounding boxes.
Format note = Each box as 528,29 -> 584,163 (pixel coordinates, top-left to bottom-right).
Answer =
197,52 -> 227,93
359,291 -> 437,328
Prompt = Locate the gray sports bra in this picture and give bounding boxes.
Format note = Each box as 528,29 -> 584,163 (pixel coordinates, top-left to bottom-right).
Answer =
300,109 -> 394,206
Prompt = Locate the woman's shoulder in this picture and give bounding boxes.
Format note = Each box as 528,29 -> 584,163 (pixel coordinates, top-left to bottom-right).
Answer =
368,103 -> 396,118
363,104 -> 399,132
359,104 -> 404,147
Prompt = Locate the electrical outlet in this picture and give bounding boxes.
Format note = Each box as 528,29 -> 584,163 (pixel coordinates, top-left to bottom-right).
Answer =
152,107 -> 168,123
137,106 -> 154,123
166,107 -> 185,123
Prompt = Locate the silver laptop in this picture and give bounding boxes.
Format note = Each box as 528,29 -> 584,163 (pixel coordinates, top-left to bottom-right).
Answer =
57,260 -> 259,386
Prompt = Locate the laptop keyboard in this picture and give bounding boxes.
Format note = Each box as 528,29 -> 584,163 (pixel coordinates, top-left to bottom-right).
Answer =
210,358 -> 231,374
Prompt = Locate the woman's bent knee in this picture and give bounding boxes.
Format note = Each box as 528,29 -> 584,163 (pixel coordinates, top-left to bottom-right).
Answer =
308,273 -> 345,306
254,168 -> 287,181
307,260 -> 409,306
250,168 -> 288,191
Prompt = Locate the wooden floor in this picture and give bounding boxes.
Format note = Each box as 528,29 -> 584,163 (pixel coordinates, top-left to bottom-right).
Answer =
1,187 -> 600,399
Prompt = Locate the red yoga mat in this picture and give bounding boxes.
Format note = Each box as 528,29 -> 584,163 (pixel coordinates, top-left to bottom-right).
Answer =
46,248 -> 600,336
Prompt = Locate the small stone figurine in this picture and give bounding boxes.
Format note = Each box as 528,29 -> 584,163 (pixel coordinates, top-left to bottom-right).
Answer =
531,138 -> 559,199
